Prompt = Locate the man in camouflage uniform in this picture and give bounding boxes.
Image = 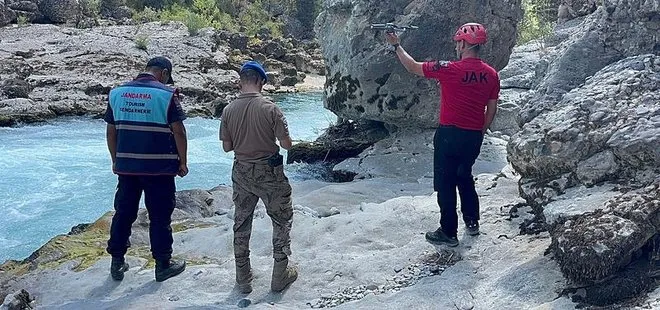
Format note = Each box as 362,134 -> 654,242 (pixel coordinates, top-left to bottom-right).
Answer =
219,61 -> 297,294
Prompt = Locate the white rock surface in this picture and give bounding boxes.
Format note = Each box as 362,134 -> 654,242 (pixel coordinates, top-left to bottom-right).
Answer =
0,132 -> 576,310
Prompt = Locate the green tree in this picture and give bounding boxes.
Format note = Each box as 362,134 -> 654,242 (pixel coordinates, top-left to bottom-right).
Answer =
518,0 -> 556,45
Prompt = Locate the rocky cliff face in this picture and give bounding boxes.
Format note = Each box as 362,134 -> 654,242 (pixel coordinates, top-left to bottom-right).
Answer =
315,0 -> 523,129
508,54 -> 659,206
517,0 -> 660,126
507,0 -> 659,205
501,0 -> 660,305
0,0 -> 87,25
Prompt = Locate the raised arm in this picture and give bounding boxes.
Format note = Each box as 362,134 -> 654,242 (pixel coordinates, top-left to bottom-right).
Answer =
386,33 -> 424,77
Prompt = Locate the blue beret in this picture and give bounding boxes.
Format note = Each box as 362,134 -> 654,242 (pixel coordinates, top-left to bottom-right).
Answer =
240,61 -> 268,82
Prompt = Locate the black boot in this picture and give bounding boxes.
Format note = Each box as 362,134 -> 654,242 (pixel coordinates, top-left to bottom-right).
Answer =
465,221 -> 480,236
236,260 -> 253,294
155,259 -> 186,282
271,258 -> 298,292
425,227 -> 459,247
110,257 -> 129,281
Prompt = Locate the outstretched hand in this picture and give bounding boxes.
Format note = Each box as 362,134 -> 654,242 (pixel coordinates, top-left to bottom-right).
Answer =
385,32 -> 400,45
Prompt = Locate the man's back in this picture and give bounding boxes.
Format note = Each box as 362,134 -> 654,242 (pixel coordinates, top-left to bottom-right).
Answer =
423,58 -> 500,131
221,93 -> 289,163
105,74 -> 186,175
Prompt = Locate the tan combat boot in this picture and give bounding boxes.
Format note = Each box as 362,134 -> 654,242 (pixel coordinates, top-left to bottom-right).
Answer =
271,258 -> 298,292
236,260 -> 253,294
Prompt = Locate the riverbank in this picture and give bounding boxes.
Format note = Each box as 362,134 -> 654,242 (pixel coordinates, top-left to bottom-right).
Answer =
0,22 -> 325,127
0,91 -> 335,264
1,134 -> 581,309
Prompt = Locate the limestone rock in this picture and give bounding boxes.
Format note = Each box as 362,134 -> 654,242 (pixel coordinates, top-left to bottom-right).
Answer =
262,40 -> 286,59
518,1 -> 660,126
228,33 -> 248,50
38,0 -> 80,23
315,0 -> 522,129
0,23 -> 240,126
100,0 -> 124,18
8,1 -> 37,12
560,0 -> 598,21
1,78 -> 31,99
0,98 -> 55,126
1,289 -> 34,310
4,0 -> 45,23
490,89 -> 526,135
281,76 -> 299,87
110,6 -> 132,20
508,55 -> 660,204
0,3 -> 16,26
498,43 -> 546,88
175,190 -> 216,218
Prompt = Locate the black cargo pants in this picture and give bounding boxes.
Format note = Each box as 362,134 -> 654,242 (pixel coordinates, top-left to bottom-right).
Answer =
106,175 -> 176,262
433,125 -> 484,238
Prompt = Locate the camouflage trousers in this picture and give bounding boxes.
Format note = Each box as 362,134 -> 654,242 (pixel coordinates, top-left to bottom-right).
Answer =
232,160 -> 293,267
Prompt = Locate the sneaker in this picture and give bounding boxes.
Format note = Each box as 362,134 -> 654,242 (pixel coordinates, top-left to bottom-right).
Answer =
425,228 -> 459,247
155,259 -> 186,282
466,221 -> 480,236
110,257 -> 129,281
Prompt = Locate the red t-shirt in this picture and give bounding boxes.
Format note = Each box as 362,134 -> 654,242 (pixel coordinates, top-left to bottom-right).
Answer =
422,58 -> 500,131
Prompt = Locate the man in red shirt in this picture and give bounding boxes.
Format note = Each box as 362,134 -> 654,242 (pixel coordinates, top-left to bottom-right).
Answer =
386,23 -> 500,247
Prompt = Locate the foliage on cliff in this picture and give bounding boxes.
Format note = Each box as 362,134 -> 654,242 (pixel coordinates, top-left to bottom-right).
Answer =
127,0 -> 321,37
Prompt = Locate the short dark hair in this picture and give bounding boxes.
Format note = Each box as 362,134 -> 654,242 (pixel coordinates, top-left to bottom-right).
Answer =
239,69 -> 264,84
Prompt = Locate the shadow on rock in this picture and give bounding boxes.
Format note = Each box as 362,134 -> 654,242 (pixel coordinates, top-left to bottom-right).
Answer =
287,119 -> 389,168
86,275 -> 122,298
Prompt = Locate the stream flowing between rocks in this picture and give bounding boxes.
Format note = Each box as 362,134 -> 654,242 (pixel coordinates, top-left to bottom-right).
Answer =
0,92 -> 336,263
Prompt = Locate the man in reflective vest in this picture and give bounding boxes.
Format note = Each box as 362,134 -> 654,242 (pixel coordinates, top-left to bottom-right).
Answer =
104,56 -> 188,282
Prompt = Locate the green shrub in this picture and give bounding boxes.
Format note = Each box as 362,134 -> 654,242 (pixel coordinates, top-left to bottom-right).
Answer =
518,0 -> 556,45
80,0 -> 101,17
134,35 -> 149,50
127,0 -> 189,10
133,6 -> 160,23
239,2 -> 283,37
16,15 -> 29,26
160,5 -> 206,35
140,0 -> 298,37
183,11 -> 208,35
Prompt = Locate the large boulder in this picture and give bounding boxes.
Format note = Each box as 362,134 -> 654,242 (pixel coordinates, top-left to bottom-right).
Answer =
284,49 -> 325,74
0,98 -> 56,126
0,3 -> 16,26
1,78 -> 31,99
174,190 -> 217,218
38,0 -> 80,23
507,55 -> 659,205
518,0 -> 660,126
315,0 -> 523,129
100,0 -> 124,18
492,41 -> 548,135
558,0 -> 598,21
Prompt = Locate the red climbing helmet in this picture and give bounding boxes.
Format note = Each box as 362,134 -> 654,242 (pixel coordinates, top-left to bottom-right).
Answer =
452,23 -> 488,45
